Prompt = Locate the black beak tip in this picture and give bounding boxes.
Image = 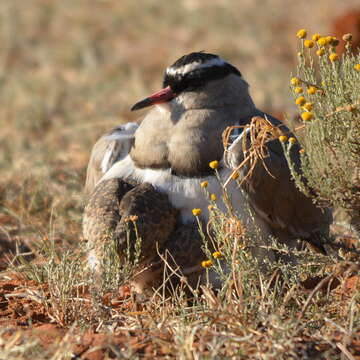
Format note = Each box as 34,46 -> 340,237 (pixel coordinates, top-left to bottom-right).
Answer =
130,98 -> 152,112
130,103 -> 141,112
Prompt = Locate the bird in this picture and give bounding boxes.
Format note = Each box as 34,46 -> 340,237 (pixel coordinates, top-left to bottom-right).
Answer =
83,51 -> 332,292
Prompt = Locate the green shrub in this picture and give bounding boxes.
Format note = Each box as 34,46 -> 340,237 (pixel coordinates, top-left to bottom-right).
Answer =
284,31 -> 360,219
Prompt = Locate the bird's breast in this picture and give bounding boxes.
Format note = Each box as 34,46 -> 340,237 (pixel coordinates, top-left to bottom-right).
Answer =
131,108 -> 230,177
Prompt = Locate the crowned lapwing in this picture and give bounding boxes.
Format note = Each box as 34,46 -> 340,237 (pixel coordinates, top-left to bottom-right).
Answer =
83,52 -> 332,292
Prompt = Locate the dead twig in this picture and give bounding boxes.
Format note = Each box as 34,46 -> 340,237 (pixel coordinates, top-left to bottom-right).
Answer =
223,116 -> 287,187
296,273 -> 334,326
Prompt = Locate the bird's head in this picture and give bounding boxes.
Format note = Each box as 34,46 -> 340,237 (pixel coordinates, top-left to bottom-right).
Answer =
131,52 -> 253,111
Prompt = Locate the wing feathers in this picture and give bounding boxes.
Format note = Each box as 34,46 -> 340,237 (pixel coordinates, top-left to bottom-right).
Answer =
225,115 -> 332,245
85,122 -> 138,193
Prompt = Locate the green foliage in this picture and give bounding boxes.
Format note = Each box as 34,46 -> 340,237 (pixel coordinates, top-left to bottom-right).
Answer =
286,34 -> 360,214
98,222 -> 143,293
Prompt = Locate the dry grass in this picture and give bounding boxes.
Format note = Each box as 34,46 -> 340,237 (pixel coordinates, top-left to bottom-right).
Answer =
1,1 -> 360,359
222,116 -> 288,186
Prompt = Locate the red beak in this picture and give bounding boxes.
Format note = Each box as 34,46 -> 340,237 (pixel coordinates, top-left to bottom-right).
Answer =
131,86 -> 176,111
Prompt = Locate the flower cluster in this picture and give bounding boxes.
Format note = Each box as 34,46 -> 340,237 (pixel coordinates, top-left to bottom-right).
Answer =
295,29 -> 340,63
286,29 -> 360,215
296,29 -> 339,61
290,29 -> 358,124
279,136 -> 297,146
201,251 -> 223,268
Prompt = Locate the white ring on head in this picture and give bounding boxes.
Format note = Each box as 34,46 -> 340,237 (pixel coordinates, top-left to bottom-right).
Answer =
166,57 -> 226,77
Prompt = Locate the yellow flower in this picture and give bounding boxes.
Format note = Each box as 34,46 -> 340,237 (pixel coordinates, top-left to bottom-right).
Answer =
210,194 -> 217,201
201,259 -> 213,268
302,102 -> 314,111
295,96 -> 306,106
231,171 -> 239,180
279,135 -> 288,143
296,29 -> 307,39
209,160 -> 219,169
354,64 -> 360,71
329,53 -> 339,62
316,48 -> 325,56
294,87 -> 303,94
290,77 -> 300,85
317,37 -> 328,46
301,112 -> 313,121
307,86 -> 317,95
208,205 -> 214,211
212,251 -> 222,259
192,208 -> 202,216
299,148 -> 306,155
289,137 -> 297,145
200,181 -> 208,188
304,40 -> 315,48
312,33 -> 321,41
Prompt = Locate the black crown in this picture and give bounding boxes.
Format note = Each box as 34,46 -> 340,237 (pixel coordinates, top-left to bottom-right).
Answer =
170,52 -> 219,69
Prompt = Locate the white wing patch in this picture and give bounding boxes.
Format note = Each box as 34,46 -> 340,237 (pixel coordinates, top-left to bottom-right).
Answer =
100,122 -> 139,175
100,147 -> 114,173
224,125 -> 250,170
